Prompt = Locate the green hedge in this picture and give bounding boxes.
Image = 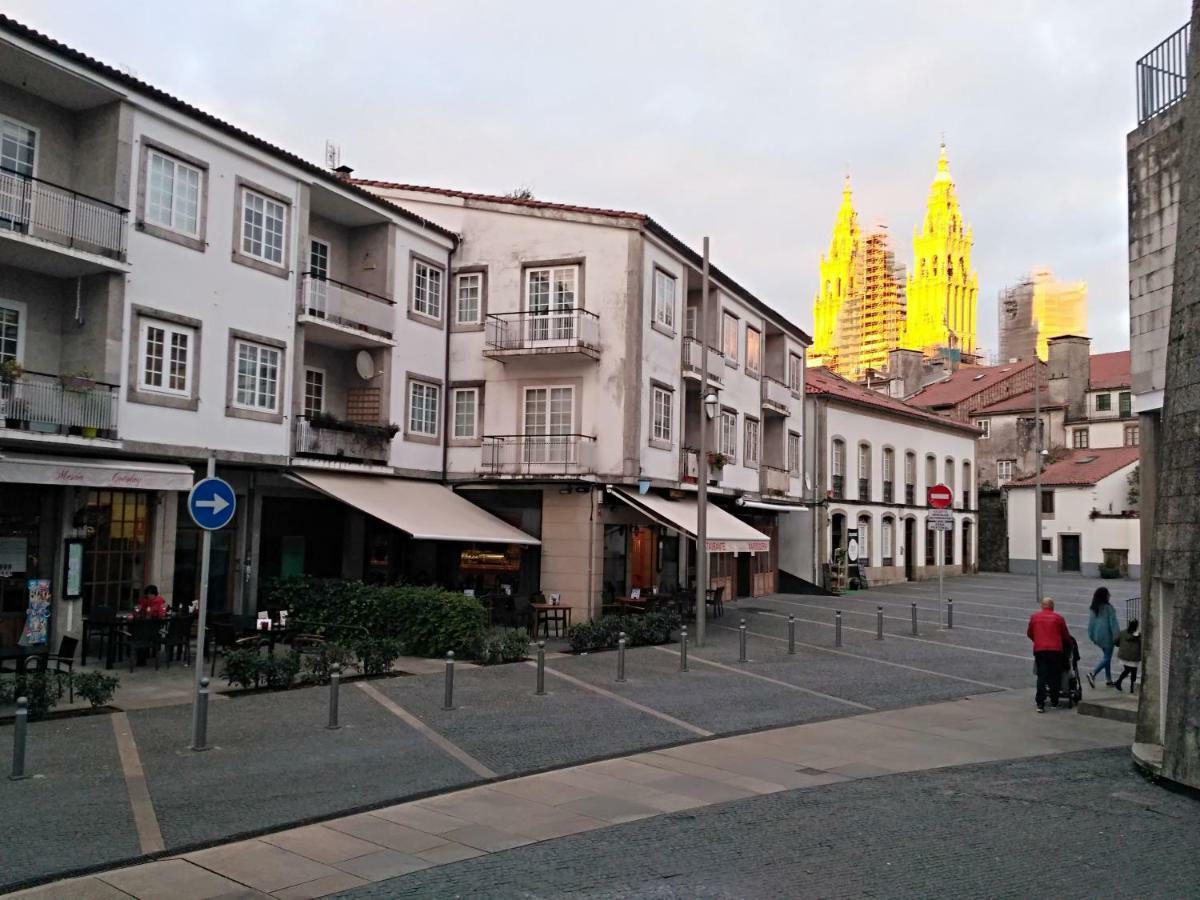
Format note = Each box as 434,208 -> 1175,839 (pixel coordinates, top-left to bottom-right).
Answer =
265,577 -> 488,661
567,610 -> 680,654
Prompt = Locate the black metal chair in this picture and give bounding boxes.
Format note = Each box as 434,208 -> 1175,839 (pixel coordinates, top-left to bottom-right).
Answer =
120,618 -> 164,672
706,585 -> 725,619
82,607 -> 119,666
47,635 -> 78,703
162,616 -> 192,667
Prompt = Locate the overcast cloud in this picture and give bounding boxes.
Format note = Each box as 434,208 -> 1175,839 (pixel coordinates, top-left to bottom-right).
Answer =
6,1 -> 1186,354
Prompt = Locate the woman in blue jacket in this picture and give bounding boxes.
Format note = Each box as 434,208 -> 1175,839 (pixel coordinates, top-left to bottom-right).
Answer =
1086,587 -> 1120,688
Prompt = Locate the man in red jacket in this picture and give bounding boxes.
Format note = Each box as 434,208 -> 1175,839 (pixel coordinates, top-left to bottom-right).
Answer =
1027,597 -> 1073,712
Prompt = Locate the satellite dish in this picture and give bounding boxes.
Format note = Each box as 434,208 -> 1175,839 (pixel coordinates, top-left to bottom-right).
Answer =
355,351 -> 376,380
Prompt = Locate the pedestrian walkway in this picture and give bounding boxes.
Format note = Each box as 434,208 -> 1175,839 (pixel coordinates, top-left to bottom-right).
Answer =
7,690 -> 1131,900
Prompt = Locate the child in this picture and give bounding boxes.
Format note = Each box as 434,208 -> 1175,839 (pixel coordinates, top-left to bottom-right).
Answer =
1114,619 -> 1141,694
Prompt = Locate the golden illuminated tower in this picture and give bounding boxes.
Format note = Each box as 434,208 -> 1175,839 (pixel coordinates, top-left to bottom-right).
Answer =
998,269 -> 1088,361
809,177 -> 860,371
856,229 -> 906,375
904,144 -> 979,356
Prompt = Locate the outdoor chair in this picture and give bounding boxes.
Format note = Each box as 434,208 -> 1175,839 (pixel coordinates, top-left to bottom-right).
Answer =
82,607 -> 119,666
120,618 -> 164,673
162,616 -> 192,668
207,621 -> 250,676
47,635 -> 78,703
706,585 -> 725,619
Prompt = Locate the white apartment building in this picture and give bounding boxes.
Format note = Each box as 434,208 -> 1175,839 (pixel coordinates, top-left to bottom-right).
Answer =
353,182 -> 811,614
787,368 -> 980,587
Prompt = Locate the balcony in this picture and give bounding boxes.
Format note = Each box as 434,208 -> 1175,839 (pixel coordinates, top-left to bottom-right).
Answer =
297,274 -> 396,349
480,434 -> 595,477
681,338 -> 725,385
761,375 -> 791,416
905,484 -> 915,505
858,478 -> 871,501
0,371 -> 118,440
831,474 -> 845,500
0,168 -> 127,274
883,481 -> 894,503
761,464 -> 790,497
484,310 -> 600,361
293,416 -> 394,466
680,447 -> 721,485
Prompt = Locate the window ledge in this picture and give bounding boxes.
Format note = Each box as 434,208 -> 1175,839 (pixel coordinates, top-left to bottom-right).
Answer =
231,250 -> 288,279
225,405 -> 283,424
648,438 -> 672,451
128,388 -> 198,412
407,309 -> 445,330
137,220 -> 206,253
650,321 -> 676,339
404,431 -> 440,445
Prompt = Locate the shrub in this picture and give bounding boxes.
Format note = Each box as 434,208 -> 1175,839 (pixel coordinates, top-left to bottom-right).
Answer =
1,671 -> 62,719
72,671 -> 120,708
261,652 -> 301,690
299,641 -> 358,684
354,637 -> 403,676
221,648 -> 264,689
566,611 -> 679,653
1098,565 -> 1121,579
481,629 -> 530,664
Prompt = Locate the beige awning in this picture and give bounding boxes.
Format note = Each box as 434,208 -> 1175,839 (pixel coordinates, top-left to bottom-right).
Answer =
613,488 -> 770,554
0,452 -> 194,491
287,471 -> 540,545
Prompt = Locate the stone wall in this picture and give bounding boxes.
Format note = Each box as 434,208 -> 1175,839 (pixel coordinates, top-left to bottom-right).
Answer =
977,488 -> 1008,572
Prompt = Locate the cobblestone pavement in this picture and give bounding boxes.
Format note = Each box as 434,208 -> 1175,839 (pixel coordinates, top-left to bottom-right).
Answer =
340,748 -> 1199,900
0,572 -> 1137,892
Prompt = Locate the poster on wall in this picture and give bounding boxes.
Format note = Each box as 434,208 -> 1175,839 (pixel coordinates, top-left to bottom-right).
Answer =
19,579 -> 51,647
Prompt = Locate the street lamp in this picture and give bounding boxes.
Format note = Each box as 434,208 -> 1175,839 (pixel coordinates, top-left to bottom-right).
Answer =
696,237 -> 711,648
703,391 -> 718,420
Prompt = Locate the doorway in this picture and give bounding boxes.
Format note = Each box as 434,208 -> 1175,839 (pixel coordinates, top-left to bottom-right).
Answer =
1060,535 -> 1081,572
736,553 -> 752,599
830,513 -> 846,561
962,520 -> 973,573
904,518 -> 916,581
629,526 -> 655,590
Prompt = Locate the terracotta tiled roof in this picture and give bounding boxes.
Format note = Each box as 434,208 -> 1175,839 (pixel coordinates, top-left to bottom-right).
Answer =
806,368 -> 981,435
974,389 -> 1065,416
0,16 -> 459,242
1089,351 -> 1132,390
907,360 -> 1037,408
1005,446 -> 1140,488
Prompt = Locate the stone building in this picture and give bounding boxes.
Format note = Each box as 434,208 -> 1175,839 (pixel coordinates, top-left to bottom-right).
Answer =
997,269 -> 1088,363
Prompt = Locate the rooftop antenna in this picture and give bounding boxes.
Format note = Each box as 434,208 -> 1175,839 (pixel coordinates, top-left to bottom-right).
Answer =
325,140 -> 341,170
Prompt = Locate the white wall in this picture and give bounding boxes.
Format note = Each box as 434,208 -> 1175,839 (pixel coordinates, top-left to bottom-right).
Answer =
639,241 -> 686,483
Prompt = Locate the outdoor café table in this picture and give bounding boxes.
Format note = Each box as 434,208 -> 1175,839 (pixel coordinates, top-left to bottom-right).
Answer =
614,596 -> 652,615
0,644 -> 50,675
531,603 -> 572,639
84,613 -> 192,670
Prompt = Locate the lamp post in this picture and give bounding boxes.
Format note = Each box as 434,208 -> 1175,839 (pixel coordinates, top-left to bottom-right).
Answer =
1034,374 -> 1043,604
696,237 -> 712,648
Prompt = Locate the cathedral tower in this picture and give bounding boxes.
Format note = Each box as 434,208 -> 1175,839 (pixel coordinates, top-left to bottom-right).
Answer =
904,144 -> 979,356
809,177 -> 860,371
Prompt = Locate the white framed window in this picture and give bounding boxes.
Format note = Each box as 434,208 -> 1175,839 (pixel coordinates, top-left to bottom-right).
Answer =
997,459 -> 1014,482
944,457 -> 955,492
685,306 -> 697,339
303,368 -> 325,418
652,269 -> 676,331
975,419 -> 990,439
526,265 -> 577,341
788,432 -> 801,475
858,443 -> 871,481
788,353 -> 803,391
413,260 -> 444,320
0,300 -> 24,364
240,188 -> 286,264
452,387 -> 479,439
857,515 -> 871,565
883,448 -> 895,483
1072,428 -> 1089,449
523,384 -> 575,463
925,454 -> 937,489
651,385 -> 673,444
234,340 -> 280,411
147,149 -> 201,236
139,318 -> 193,396
832,439 -> 845,477
722,312 -> 739,363
745,327 -> 761,377
306,238 -> 330,316
455,272 -> 482,325
720,410 -> 737,460
905,451 -> 916,485
882,518 -> 894,562
408,380 -> 440,437
0,117 -> 36,228
744,417 -> 760,465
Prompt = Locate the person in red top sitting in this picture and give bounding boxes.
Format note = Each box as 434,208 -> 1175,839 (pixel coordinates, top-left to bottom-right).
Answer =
136,585 -> 167,619
1027,597 -> 1073,712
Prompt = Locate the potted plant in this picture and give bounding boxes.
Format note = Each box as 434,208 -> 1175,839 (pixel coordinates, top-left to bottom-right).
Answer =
0,359 -> 23,383
706,451 -> 729,470
60,368 -> 96,391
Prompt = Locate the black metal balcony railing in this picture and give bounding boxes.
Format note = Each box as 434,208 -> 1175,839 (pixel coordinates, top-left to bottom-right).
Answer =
858,478 -> 870,501
883,481 -> 894,503
1137,22 -> 1190,124
905,484 -> 915,505
0,371 -> 118,438
293,416 -> 393,465
962,490 -> 971,511
0,167 -> 127,260
480,434 -> 595,475
484,309 -> 600,354
831,474 -> 845,500
299,273 -> 395,341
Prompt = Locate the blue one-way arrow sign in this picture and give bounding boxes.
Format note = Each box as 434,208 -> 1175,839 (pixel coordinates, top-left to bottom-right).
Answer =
187,477 -> 236,530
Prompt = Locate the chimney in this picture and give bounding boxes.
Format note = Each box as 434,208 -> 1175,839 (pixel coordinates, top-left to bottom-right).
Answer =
333,164 -> 354,181
1047,334 -> 1090,420
887,348 -> 925,398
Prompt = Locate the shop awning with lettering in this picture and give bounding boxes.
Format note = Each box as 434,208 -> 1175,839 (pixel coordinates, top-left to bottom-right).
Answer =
287,470 -> 540,545
612,488 -> 771,554
0,452 -> 195,491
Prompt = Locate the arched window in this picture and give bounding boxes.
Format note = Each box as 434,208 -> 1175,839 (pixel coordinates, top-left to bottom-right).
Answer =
925,518 -> 936,566
882,447 -> 895,502
925,454 -> 937,497
920,259 -> 928,278
962,460 -> 972,509
932,257 -> 938,276
858,442 -> 872,501
831,439 -> 846,499
946,255 -> 953,277
944,457 -> 955,494
857,514 -> 871,567
944,519 -> 954,565
958,256 -> 965,276
882,516 -> 895,565
904,451 -> 916,504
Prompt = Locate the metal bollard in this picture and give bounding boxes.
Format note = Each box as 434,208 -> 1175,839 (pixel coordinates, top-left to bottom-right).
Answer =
680,626 -> 689,672
787,615 -> 796,655
876,606 -> 884,640
835,611 -> 843,647
443,651 -> 455,710
536,641 -> 546,696
192,678 -> 210,751
9,696 -> 28,780
911,602 -> 918,636
947,598 -> 954,629
738,618 -> 748,663
616,633 -> 627,683
327,663 -> 342,730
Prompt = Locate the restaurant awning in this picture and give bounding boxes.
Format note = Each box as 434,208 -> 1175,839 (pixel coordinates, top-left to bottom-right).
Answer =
0,452 -> 195,491
612,488 -> 771,554
287,471 -> 540,545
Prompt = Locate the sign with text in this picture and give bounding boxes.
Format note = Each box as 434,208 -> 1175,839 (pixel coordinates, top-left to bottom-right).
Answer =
927,509 -> 954,531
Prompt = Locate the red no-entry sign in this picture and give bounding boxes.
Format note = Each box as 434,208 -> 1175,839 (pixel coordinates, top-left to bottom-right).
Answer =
928,483 -> 953,509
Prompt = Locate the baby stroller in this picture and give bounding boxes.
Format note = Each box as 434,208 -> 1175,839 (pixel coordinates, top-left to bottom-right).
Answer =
1061,636 -> 1083,708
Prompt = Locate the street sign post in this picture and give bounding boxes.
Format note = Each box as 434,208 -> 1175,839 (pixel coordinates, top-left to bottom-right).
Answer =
927,484 -> 953,628
187,460 -> 236,750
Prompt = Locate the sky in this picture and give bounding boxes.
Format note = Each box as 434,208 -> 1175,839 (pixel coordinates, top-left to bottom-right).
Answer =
5,1 -> 1186,356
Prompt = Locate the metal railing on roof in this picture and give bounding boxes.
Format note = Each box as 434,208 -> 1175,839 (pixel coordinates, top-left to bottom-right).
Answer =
1137,22 -> 1190,124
